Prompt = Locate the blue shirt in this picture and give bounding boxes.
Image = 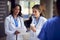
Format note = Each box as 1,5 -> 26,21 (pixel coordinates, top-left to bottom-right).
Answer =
14,19 -> 18,27
38,16 -> 60,40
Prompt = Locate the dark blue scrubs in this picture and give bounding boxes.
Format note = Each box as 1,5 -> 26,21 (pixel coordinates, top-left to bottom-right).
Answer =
38,16 -> 60,40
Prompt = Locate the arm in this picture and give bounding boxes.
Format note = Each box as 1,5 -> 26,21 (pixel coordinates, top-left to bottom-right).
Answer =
30,24 -> 36,32
36,17 -> 47,36
38,22 -> 48,40
30,16 -> 36,32
4,17 -> 16,35
21,17 -> 27,32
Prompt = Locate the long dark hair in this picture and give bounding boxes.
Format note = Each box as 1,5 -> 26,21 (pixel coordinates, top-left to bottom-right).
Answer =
10,4 -> 22,17
32,4 -> 45,16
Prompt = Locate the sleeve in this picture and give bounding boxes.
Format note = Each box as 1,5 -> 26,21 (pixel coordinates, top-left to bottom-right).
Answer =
4,17 -> 16,35
36,17 -> 47,37
43,17 -> 47,23
30,16 -> 35,27
21,17 -> 27,32
38,22 -> 48,40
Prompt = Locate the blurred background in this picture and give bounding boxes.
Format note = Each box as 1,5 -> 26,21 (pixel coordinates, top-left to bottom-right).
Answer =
0,0 -> 57,40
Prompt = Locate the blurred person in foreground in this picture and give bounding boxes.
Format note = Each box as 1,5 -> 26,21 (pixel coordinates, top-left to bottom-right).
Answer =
38,0 -> 60,40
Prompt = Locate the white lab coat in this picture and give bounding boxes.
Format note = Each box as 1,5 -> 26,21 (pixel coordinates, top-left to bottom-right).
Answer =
4,15 -> 27,40
29,16 -> 47,40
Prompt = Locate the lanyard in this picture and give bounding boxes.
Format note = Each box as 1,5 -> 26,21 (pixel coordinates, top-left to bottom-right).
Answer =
14,19 -> 18,27
14,17 -> 22,27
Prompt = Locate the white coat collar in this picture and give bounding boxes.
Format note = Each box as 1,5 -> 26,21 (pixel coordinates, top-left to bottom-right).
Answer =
9,15 -> 20,28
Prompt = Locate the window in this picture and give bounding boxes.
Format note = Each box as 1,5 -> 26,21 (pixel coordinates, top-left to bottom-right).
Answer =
19,0 -> 40,15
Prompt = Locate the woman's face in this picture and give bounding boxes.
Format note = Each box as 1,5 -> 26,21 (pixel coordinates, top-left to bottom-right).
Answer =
13,6 -> 20,15
32,8 -> 41,18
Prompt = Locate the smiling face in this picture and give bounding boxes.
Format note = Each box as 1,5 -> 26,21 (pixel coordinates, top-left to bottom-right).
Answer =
13,6 -> 20,15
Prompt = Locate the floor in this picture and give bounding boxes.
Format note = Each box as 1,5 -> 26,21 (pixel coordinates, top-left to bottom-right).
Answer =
0,32 -> 30,40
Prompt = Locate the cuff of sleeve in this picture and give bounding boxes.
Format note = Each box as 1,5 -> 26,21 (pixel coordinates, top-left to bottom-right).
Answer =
30,23 -> 35,27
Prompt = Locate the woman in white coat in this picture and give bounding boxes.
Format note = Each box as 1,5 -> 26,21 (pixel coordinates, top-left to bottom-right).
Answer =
4,4 -> 26,40
29,4 -> 47,40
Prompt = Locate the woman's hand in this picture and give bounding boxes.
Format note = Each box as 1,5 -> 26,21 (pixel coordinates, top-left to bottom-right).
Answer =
30,26 -> 36,32
14,31 -> 20,35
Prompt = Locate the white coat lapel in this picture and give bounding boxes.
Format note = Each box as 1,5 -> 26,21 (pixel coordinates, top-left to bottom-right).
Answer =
17,17 -> 20,28
10,15 -> 16,29
36,17 -> 42,29
18,17 -> 23,28
36,17 -> 41,27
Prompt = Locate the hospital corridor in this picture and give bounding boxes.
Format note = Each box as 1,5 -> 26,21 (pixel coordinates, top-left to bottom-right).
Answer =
0,0 -> 58,40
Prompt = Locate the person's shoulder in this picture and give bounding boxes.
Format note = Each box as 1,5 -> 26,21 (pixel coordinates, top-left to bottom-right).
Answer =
40,16 -> 47,21
5,15 -> 11,21
42,16 -> 58,31
45,16 -> 58,25
19,16 -> 24,20
5,15 -> 12,20
48,16 -> 57,22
